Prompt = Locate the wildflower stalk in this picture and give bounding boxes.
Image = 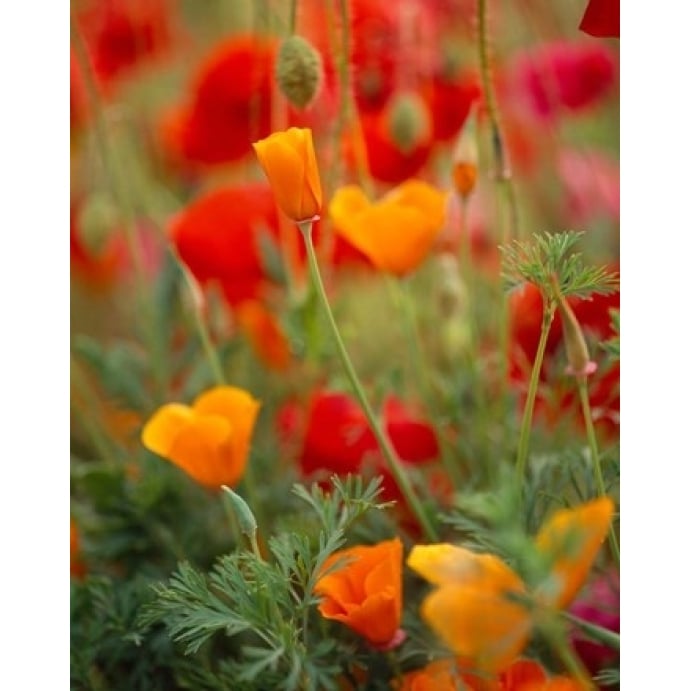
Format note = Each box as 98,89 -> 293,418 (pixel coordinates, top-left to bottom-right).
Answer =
577,381 -> 620,563
175,256 -> 225,386
562,611 -> 620,651
542,618 -> 594,690
289,0 -> 298,33
476,0 -> 519,241
387,276 -> 463,491
71,20 -> 167,402
515,299 -> 557,482
299,221 -> 439,541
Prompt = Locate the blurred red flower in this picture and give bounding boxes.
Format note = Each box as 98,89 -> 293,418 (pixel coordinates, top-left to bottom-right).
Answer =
422,70 -> 481,142
285,390 -> 439,500
160,36 -> 275,168
512,41 -> 617,120
579,0 -> 620,39
75,0 -> 175,86
169,184 -> 282,305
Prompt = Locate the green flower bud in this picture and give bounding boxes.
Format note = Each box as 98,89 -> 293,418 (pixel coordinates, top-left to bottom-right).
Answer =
276,35 -> 323,109
387,90 -> 432,154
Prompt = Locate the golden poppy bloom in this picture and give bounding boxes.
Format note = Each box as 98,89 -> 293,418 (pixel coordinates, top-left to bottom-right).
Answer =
407,497 -> 614,674
314,537 -> 403,647
252,127 -> 322,223
141,386 -> 260,489
329,180 -> 448,276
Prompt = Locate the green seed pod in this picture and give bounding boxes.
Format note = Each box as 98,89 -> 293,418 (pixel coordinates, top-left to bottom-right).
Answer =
276,35 -> 323,109
387,90 -> 432,154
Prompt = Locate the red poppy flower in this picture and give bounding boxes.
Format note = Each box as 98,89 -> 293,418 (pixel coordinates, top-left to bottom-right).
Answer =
512,41 -> 617,120
159,36 -> 275,169
422,70 -> 481,142
579,0 -> 620,39
345,110 -> 433,184
75,0 -> 174,86
169,184 -> 282,306
291,390 -> 439,499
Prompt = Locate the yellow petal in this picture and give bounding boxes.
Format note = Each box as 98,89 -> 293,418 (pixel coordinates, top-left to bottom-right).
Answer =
408,544 -> 523,591
534,496 -> 614,609
421,583 -> 532,674
141,403 -> 194,457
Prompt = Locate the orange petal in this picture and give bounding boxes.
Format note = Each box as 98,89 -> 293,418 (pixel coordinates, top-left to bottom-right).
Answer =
141,403 -> 194,458
421,583 -> 532,674
534,497 -> 614,609
166,413 -> 235,487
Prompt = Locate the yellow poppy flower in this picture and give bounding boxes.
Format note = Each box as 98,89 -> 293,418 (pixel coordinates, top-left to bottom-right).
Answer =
142,386 -> 260,489
407,497 -> 614,674
329,180 -> 448,276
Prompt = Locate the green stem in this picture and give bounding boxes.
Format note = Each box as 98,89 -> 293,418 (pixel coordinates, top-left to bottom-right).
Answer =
577,380 -> 620,564
300,222 -> 438,541
71,20 -> 167,401
176,256 -> 225,386
289,0 -> 298,33
388,277 -> 463,492
476,0 -> 519,241
515,300 -> 556,482
550,627 -> 594,690
562,611 -> 620,651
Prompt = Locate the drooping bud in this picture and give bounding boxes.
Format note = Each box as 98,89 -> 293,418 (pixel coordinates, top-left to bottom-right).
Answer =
550,275 -> 597,379
222,486 -> 257,539
451,111 -> 478,200
387,90 -> 432,155
276,35 -> 324,109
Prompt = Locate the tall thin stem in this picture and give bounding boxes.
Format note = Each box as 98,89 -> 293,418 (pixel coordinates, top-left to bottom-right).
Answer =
515,300 -> 556,482
300,222 -> 438,541
577,380 -> 620,564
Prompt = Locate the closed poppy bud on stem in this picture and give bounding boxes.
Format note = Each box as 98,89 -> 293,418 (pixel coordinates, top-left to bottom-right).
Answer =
387,90 -> 432,155
451,114 -> 478,200
276,35 -> 323,109
549,275 -> 596,379
253,128 -> 322,224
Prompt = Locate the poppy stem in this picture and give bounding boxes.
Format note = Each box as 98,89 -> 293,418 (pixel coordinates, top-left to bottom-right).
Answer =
299,222 -> 439,541
562,611 -> 620,651
515,299 -> 557,483
174,254 -> 226,387
577,380 -> 620,564
543,619 -> 595,690
71,19 -> 168,403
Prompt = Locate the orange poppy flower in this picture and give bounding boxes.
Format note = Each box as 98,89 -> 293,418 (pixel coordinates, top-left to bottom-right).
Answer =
315,537 -> 403,647
141,386 -> 260,489
329,180 -> 447,276
393,657 -> 583,691
407,497 -> 614,674
252,127 -> 322,223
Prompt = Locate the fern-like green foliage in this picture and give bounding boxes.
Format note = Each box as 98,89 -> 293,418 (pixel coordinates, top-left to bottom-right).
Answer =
601,309 -> 620,360
139,476 -> 393,691
500,231 -> 619,301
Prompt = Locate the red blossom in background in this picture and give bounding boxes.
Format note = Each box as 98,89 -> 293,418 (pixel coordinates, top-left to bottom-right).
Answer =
511,41 -> 617,121
281,391 -> 439,503
159,36 -> 275,168
579,0 -> 620,39
422,70 -> 481,142
75,0 -> 175,86
169,184 -> 282,305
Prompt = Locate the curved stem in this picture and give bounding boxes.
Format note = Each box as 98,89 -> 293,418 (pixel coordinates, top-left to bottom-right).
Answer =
577,380 -> 620,564
476,0 -> 519,241
515,300 -> 556,482
300,222 -> 438,541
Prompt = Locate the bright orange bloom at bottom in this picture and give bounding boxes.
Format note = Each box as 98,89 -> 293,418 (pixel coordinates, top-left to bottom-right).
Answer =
141,386 -> 260,489
315,538 -> 403,647
393,658 -> 584,691
407,498 -> 614,674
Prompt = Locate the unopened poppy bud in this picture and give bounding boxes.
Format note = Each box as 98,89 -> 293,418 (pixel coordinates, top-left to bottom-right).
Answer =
387,90 -> 432,154
550,276 -> 597,379
276,35 -> 323,109
451,117 -> 478,199
222,486 -> 257,538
